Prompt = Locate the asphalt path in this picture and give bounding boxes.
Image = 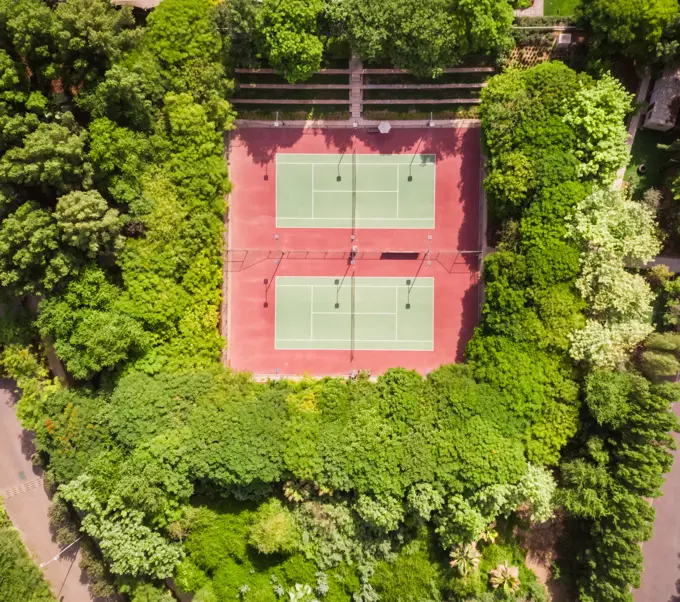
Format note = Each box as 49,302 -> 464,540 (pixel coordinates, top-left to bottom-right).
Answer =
0,378 -> 94,602
634,403 -> 680,602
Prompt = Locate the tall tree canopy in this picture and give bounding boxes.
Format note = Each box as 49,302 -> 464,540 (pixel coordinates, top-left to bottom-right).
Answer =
577,0 -> 679,61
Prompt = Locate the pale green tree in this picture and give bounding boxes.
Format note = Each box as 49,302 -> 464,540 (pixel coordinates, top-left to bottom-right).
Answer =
570,188 -> 660,267
569,319 -> 654,369
562,75 -> 632,180
55,190 -> 124,258
248,498 -> 300,555
60,475 -> 183,579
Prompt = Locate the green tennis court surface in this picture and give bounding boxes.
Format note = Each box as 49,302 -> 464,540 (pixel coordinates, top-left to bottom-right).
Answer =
275,276 -> 434,351
276,153 -> 436,229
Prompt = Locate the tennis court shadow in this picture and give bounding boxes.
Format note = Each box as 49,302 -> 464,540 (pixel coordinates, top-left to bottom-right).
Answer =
320,129 -> 356,154
455,126 -> 483,253
456,262 -> 481,362
353,127 -> 468,160
231,127 -> 305,167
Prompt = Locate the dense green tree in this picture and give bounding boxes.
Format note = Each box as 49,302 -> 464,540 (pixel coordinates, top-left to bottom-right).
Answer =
60,475 -> 183,579
55,190 -> 123,258
257,0 -> 324,83
77,64 -> 155,130
0,202 -> 76,294
38,267 -> 146,379
638,332 -> 680,380
0,0 -> 58,86
52,0 -> 136,90
88,117 -> 149,206
329,0 -> 514,78
0,114 -> 93,196
146,0 -> 221,70
560,374 -> 678,602
577,0 -> 679,62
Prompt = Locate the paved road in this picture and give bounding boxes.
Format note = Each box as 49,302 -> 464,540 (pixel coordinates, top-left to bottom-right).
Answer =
634,403 -> 680,602
0,379 -> 95,602
649,256 -> 680,274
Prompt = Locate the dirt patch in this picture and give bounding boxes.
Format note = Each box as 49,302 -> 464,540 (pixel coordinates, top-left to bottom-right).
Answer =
516,517 -> 572,602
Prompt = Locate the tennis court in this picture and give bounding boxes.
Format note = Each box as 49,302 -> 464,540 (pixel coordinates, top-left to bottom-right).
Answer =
275,276 -> 434,351
276,153 -> 436,229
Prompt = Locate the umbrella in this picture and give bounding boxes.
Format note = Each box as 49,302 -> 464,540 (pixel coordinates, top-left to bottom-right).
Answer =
378,121 -> 392,134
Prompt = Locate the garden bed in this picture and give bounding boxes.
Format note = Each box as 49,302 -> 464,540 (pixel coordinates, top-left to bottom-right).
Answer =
362,106 -> 480,120
235,107 -> 350,121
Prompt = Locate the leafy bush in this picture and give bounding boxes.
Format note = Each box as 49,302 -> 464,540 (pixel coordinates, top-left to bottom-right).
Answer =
0,500 -> 56,602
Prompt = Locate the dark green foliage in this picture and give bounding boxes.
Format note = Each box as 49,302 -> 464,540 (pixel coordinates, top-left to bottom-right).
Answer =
0,115 -> 93,197
0,501 -> 56,602
329,0 -> 514,78
0,202 -> 74,294
560,373 -> 679,601
638,332 -> 680,381
469,62 -> 605,466
577,0 -> 679,62
188,378 -> 287,488
37,267 -> 146,380
109,370 -> 216,449
371,532 -> 443,602
52,0 -> 136,90
36,387 -> 114,484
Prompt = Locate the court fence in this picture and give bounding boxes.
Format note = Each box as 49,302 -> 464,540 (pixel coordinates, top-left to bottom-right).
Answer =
225,248 -> 482,273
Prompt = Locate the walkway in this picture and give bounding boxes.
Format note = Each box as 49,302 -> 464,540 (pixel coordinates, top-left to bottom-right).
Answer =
634,403 -> 680,602
0,379 -> 94,602
648,255 -> 680,273
514,0 -> 544,17
613,69 -> 652,189
349,53 -> 362,122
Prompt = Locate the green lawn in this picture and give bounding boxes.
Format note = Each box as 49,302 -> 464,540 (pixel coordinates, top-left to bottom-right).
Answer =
544,0 -> 580,16
625,128 -> 677,198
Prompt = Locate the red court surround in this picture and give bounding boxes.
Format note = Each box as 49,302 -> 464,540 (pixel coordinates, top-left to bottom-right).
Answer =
226,127 -> 481,377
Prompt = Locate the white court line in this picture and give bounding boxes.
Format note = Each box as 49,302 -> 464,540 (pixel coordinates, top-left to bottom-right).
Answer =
278,284 -> 433,289
276,152 -> 436,157
312,189 -> 399,193
276,216 -> 433,220
277,161 -> 436,166
312,311 -> 397,315
311,164 -> 315,218
277,338 -> 433,343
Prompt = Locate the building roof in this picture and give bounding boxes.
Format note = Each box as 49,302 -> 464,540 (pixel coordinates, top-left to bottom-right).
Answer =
647,64 -> 680,129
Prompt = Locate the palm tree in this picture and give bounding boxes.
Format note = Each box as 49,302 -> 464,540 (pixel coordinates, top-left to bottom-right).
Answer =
489,561 -> 520,593
449,543 -> 481,577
